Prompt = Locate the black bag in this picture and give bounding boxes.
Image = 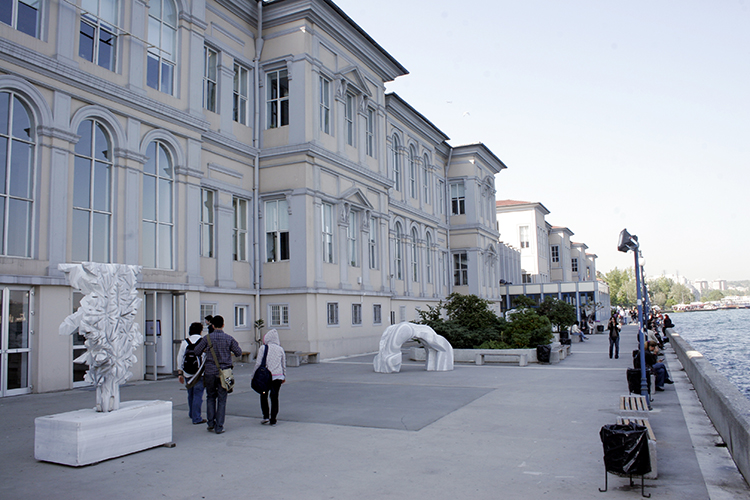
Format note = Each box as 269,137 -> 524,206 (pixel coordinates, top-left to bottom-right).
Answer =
600,423 -> 651,475
252,345 -> 273,394
536,344 -> 551,364
627,368 -> 651,395
183,338 -> 200,374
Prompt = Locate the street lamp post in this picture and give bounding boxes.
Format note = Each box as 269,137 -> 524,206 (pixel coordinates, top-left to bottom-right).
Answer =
618,229 -> 650,408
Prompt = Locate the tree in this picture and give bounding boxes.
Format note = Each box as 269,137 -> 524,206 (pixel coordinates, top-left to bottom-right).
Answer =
600,267 -> 636,307
702,290 -> 725,302
537,296 -> 576,333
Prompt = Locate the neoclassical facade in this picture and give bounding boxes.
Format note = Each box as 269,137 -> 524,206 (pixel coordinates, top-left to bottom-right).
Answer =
0,0 -> 512,395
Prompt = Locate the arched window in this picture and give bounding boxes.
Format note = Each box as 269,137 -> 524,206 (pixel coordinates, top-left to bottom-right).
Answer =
0,91 -> 35,257
411,227 -> 419,282
142,141 -> 173,269
394,222 -> 402,280
391,135 -> 401,192
72,119 -> 112,262
147,0 -> 177,94
425,232 -> 432,284
422,154 -> 430,204
409,145 -> 417,198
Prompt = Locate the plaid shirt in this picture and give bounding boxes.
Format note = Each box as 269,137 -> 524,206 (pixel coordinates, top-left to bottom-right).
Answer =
194,329 -> 242,377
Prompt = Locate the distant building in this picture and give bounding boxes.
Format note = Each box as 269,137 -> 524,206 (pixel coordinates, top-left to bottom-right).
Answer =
495,201 -> 609,323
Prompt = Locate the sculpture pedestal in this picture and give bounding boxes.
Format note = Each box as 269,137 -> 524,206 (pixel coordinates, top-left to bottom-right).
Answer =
35,400 -> 172,466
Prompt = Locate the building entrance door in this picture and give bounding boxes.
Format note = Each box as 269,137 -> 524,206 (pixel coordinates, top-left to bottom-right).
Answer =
0,287 -> 32,397
144,291 -> 184,380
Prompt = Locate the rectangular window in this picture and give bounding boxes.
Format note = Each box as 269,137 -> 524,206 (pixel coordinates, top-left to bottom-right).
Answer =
453,252 -> 468,286
347,211 -> 358,267
270,304 -> 289,327
1,0 -> 40,38
352,303 -> 362,325
200,189 -> 214,258
322,202 -> 334,263
234,305 -> 248,328
368,222 -> 377,270
266,69 -> 289,128
551,245 -> 559,263
203,47 -> 218,112
79,2 -> 117,71
319,77 -> 330,134
345,94 -> 355,146
265,199 -> 289,262
366,108 -> 375,157
438,180 -> 445,215
200,303 -> 216,330
450,182 -> 465,215
233,197 -> 248,261
522,273 -> 532,284
519,226 -> 530,248
233,63 -> 249,125
327,302 -> 339,326
373,304 -> 382,325
146,0 -> 176,95
572,258 -> 578,272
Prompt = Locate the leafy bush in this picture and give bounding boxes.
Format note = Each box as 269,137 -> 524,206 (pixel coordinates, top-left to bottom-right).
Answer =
503,308 -> 553,348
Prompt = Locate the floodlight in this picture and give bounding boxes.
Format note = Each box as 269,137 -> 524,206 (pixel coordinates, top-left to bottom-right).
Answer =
617,228 -> 638,253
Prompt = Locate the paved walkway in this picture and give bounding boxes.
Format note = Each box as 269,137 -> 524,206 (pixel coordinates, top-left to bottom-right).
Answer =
1,325 -> 748,499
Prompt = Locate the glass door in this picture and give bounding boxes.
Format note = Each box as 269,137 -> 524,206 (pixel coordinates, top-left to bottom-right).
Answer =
1,287 -> 32,397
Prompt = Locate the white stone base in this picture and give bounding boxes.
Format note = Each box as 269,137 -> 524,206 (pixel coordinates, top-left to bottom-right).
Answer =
35,400 -> 172,466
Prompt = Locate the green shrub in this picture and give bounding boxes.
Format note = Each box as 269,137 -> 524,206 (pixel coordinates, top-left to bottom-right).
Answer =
503,308 -> 553,348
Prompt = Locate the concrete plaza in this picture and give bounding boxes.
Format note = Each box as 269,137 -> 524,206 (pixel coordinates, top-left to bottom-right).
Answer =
1,325 -> 748,499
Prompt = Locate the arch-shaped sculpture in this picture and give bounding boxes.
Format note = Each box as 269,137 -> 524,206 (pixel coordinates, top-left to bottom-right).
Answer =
374,322 -> 453,373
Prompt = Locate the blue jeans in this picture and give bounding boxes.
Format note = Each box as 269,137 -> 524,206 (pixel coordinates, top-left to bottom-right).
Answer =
653,362 -> 668,388
609,336 -> 620,358
204,373 -> 228,432
187,378 -> 204,424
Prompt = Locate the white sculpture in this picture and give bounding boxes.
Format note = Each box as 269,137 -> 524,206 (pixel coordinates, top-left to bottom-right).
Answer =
374,322 -> 454,373
59,263 -> 143,412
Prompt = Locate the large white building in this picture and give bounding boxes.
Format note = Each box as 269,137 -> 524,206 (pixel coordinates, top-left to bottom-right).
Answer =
495,200 -> 609,323
0,0 -> 518,395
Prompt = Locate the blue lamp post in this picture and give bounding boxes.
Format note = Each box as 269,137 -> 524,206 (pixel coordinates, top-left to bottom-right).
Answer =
618,229 -> 650,407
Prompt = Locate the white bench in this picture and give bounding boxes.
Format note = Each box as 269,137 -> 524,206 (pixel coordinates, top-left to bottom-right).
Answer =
286,351 -> 319,367
474,351 -> 528,367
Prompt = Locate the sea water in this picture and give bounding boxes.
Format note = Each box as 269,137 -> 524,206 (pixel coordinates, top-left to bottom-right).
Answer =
669,308 -> 750,401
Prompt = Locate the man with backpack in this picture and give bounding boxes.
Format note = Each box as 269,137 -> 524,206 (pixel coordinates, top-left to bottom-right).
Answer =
177,322 -> 206,424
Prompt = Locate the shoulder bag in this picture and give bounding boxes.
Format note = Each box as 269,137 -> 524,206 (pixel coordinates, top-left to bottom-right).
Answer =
251,345 -> 273,394
206,334 -> 235,393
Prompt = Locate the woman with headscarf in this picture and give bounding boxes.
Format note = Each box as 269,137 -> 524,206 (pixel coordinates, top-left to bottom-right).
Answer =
253,329 -> 286,426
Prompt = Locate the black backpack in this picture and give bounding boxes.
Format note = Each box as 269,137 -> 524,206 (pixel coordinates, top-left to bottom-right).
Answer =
183,338 -> 200,374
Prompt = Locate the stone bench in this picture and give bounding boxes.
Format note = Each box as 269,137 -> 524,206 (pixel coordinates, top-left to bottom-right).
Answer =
286,351 -> 319,367
474,351 -> 528,367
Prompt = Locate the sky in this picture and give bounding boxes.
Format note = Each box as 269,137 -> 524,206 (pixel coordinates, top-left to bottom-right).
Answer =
332,0 -> 750,282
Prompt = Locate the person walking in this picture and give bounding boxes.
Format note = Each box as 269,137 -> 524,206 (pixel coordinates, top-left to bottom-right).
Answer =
607,315 -> 620,359
253,329 -> 286,426
194,315 -> 242,434
176,322 -> 206,424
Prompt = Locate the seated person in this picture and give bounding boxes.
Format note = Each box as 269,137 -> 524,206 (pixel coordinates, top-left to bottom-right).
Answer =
570,321 -> 587,341
644,341 -> 673,391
